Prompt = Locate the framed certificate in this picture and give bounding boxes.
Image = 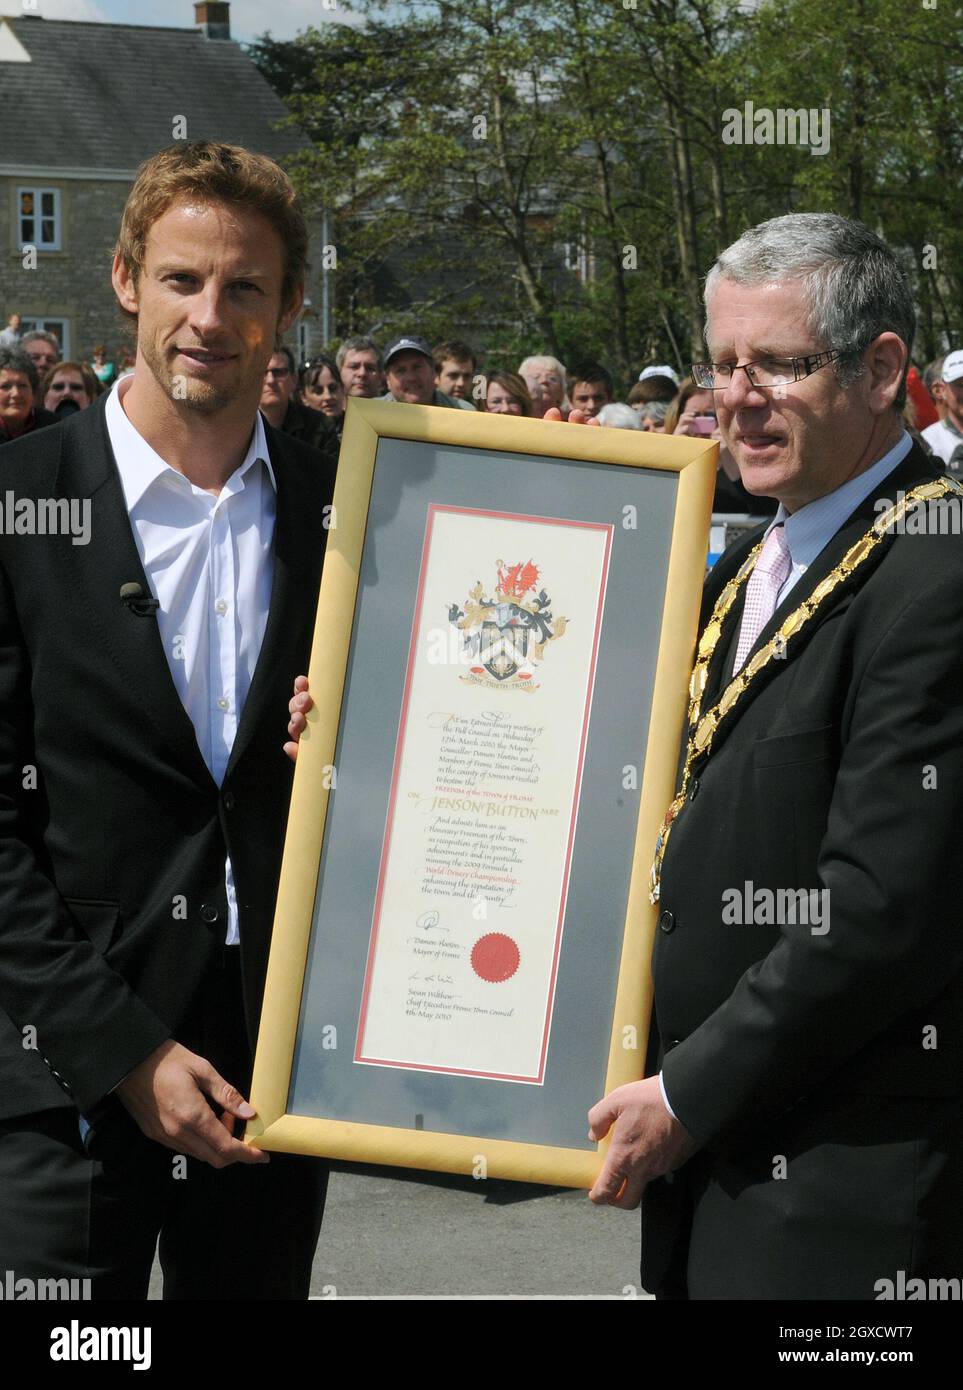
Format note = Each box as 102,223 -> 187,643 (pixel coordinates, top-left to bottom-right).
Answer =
246,399 -> 715,1187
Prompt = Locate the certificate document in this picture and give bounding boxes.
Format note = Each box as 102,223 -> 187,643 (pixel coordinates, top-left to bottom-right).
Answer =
356,505 -> 613,1082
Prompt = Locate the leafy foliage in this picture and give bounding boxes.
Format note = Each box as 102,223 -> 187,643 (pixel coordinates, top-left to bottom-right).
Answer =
248,0 -> 962,390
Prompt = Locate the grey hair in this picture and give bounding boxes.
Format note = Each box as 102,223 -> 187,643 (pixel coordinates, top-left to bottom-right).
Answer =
20,329 -> 61,355
922,356 -> 944,392
596,402 -> 641,430
0,346 -> 39,390
518,354 -> 567,383
336,335 -> 383,371
704,213 -> 915,410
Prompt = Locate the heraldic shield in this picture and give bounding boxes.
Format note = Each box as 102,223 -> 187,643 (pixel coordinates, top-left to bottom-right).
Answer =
448,559 -> 568,690
479,605 -> 531,681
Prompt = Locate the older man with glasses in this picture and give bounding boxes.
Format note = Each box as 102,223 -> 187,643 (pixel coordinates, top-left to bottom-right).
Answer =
586,212 -> 963,1301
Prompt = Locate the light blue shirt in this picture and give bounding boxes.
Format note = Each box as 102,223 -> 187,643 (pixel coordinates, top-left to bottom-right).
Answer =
659,431 -> 912,1125
765,431 -> 912,608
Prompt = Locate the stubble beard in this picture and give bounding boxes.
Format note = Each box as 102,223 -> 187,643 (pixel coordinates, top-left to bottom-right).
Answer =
139,333 -> 256,415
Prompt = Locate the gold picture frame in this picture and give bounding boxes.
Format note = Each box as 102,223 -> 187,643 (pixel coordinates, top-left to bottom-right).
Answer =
246,398 -> 716,1187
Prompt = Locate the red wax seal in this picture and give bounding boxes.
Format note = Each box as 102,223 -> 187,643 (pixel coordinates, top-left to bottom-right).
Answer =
471,933 -> 520,983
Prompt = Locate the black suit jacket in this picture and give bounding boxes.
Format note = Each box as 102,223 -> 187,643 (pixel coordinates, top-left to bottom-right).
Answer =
642,443 -> 963,1297
0,395 -> 335,1121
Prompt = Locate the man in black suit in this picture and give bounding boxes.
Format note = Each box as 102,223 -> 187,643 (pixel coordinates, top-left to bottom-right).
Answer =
586,213 -> 963,1299
0,142 -> 334,1299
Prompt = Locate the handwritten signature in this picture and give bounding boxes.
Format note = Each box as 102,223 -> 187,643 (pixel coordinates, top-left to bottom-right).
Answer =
415,910 -> 449,932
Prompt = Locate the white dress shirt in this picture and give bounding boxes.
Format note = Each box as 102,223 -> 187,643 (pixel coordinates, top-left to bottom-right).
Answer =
105,375 -> 276,945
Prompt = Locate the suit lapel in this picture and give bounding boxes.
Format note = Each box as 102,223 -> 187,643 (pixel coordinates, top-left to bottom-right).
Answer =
56,397 -> 219,792
701,443 -> 941,730
225,427 -> 323,780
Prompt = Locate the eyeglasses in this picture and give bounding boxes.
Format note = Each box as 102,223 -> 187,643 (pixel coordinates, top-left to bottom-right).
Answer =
691,350 -> 843,391
49,380 -> 85,392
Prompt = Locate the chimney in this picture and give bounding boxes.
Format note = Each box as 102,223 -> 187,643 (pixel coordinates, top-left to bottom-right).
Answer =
194,2 -> 230,40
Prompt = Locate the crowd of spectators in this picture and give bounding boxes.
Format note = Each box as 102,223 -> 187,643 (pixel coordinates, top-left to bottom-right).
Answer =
2,308 -> 960,508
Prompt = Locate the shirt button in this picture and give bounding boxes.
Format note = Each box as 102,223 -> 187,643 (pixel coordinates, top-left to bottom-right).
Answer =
659,910 -> 676,934
200,904 -> 220,924
215,599 -> 228,615
217,697 -> 229,710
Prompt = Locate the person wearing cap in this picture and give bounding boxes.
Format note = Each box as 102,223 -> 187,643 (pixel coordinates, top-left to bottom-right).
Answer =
638,363 -> 681,388
922,350 -> 963,472
382,336 -> 475,410
628,374 -> 678,418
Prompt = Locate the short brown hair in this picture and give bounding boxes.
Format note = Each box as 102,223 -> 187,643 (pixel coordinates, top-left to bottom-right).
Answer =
628,375 -> 677,406
433,339 -> 477,373
115,141 -> 308,318
41,360 -> 101,401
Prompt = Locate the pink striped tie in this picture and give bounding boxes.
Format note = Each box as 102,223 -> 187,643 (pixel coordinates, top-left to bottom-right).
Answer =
733,524 -> 791,674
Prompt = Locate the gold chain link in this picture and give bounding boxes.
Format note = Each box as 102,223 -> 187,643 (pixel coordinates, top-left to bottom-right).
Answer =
649,476 -> 963,902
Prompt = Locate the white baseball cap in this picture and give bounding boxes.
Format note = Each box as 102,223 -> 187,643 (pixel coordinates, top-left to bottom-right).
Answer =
941,350 -> 963,384
638,364 -> 680,386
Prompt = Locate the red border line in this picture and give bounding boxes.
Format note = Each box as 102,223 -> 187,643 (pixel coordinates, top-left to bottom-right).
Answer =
355,505 -> 613,1083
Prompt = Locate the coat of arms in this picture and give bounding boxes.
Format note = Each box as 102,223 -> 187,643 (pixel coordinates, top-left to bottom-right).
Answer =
448,559 -> 568,689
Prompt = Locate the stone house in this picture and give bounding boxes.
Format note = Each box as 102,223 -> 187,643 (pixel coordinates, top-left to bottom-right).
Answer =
0,2 -> 323,365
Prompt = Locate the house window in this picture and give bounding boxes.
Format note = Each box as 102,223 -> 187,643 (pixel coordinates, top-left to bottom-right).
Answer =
20,317 -> 70,358
18,187 -> 61,251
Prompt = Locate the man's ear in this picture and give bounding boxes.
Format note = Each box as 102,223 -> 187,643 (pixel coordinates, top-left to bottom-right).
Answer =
111,252 -> 139,315
866,331 -> 907,415
278,284 -> 305,339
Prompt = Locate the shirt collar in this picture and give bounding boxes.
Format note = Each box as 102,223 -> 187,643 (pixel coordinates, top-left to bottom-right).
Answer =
764,431 -> 913,572
105,373 -> 276,512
